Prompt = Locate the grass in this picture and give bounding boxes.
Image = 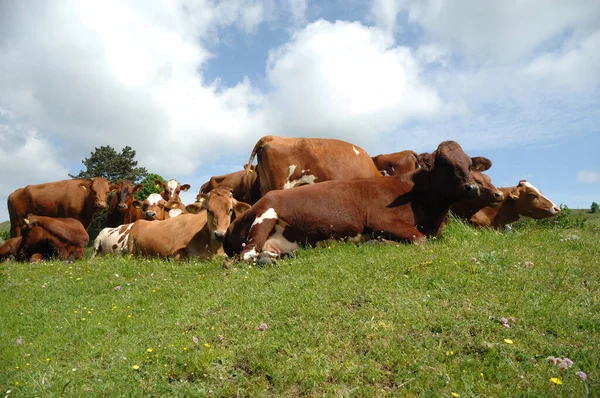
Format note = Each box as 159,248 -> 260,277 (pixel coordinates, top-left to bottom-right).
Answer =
1,219 -> 599,397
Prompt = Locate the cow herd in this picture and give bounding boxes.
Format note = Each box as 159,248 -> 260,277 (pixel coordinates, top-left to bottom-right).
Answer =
1,136 -> 560,264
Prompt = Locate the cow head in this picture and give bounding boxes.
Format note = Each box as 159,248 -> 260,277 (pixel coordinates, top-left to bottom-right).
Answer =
507,180 -> 560,219
191,187 -> 251,241
80,177 -> 113,209
427,141 -> 482,200
112,180 -> 144,211
155,179 -> 191,202
472,171 -> 503,206
133,193 -> 178,220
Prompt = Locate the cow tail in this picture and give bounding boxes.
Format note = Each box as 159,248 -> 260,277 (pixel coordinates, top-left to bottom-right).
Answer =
244,135 -> 275,172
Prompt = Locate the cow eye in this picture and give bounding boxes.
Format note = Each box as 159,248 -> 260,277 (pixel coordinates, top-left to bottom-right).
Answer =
528,193 -> 537,198
228,208 -> 233,214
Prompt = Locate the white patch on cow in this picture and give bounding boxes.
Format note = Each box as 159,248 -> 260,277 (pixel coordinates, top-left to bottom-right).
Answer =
146,193 -> 162,205
242,248 -> 258,261
522,181 -> 559,211
167,179 -> 178,197
264,224 -> 299,255
92,223 -> 134,257
251,208 -> 278,228
287,164 -> 297,179
380,170 -> 389,176
302,169 -> 310,173
283,174 -> 317,189
169,209 -> 183,218
352,146 -> 359,155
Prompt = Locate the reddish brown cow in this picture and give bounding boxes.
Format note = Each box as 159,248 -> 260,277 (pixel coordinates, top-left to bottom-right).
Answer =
155,179 -> 191,202
106,180 -> 144,227
7,177 -> 114,238
226,141 -> 487,262
198,165 -> 260,204
470,180 -> 560,228
17,215 -> 89,262
245,135 -> 383,200
450,171 -> 504,221
128,187 -> 250,260
132,193 -> 181,221
0,237 -> 22,261
371,150 -> 420,176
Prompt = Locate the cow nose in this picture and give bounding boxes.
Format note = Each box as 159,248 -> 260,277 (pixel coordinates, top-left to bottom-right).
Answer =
118,203 -> 128,210
494,191 -> 504,201
552,205 -> 561,214
214,230 -> 225,240
463,183 -> 479,197
145,211 -> 156,219
96,201 -> 107,209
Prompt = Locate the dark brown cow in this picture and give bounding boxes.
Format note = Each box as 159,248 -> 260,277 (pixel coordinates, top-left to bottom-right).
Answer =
450,171 -> 504,221
17,215 -> 89,262
0,237 -> 22,261
198,165 -> 260,204
226,141 -> 487,262
106,180 -> 144,227
470,180 -> 560,228
132,193 -> 181,221
245,135 -> 383,200
371,150 -> 420,176
128,187 -> 250,260
7,177 -> 114,238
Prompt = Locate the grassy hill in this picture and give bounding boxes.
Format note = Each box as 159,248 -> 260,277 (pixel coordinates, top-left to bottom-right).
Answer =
1,220 -> 598,396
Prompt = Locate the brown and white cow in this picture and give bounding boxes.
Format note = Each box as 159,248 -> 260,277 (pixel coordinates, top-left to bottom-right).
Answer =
371,150 -> 420,176
198,165 -> 261,204
7,177 -> 114,238
245,135 -> 383,200
450,171 -> 504,221
128,187 -> 250,260
106,180 -> 144,228
17,214 -> 89,262
226,141 -> 487,262
155,179 -> 191,202
132,193 -> 182,221
91,223 -> 135,258
0,237 -> 22,262
470,180 -> 560,228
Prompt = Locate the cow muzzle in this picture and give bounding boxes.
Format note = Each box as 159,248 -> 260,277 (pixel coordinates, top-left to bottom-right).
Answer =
144,211 -> 157,220
95,201 -> 108,209
462,183 -> 480,198
117,203 -> 128,211
550,205 -> 561,215
213,230 -> 226,241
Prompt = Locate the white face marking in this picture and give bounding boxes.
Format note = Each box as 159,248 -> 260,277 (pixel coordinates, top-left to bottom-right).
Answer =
283,174 -> 317,189
264,224 -> 299,255
146,193 -> 162,205
242,248 -> 258,261
287,165 -> 297,179
251,208 -> 278,228
352,146 -> 359,155
169,209 -> 183,218
522,181 -> 558,209
167,179 -> 178,197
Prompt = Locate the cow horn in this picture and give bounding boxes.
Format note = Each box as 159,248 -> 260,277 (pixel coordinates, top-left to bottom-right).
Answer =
23,218 -> 29,224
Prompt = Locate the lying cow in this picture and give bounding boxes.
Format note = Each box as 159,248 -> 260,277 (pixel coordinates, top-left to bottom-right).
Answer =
7,177 -> 114,237
17,215 -> 89,262
198,165 -> 260,204
132,193 -> 183,221
106,180 -> 144,227
245,135 -> 383,199
90,223 -> 135,258
450,171 -> 504,221
128,187 -> 250,260
371,150 -> 420,176
0,237 -> 22,262
470,180 -> 560,228
226,141 -> 487,262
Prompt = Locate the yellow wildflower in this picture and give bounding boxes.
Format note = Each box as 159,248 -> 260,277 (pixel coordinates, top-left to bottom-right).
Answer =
132,365 -> 140,370
550,377 -> 562,385
504,339 -> 513,344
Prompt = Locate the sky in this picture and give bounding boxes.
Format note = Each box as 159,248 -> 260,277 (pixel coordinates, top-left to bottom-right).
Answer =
1,0 -> 599,222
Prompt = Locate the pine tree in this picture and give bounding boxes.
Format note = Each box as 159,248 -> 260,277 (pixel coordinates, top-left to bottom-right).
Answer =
69,145 -> 147,183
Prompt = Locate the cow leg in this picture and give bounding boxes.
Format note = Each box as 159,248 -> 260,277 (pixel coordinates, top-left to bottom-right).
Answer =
367,219 -> 425,243
240,217 -> 278,262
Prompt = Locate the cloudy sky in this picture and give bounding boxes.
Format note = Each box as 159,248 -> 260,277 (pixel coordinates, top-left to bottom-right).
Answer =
1,0 -> 599,221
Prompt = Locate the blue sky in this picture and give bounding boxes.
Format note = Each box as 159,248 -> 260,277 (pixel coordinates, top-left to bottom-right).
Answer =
1,0 -> 599,221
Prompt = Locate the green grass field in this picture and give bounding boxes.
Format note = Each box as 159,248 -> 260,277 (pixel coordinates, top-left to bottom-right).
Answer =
1,217 -> 598,397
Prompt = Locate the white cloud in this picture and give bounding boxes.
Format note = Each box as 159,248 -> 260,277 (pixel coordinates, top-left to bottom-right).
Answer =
371,0 -> 404,36
264,20 -> 444,147
286,0 -> 308,25
577,170 -> 600,184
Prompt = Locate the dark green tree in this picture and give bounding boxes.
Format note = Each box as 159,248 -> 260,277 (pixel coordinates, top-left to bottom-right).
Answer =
69,145 -> 147,183
135,173 -> 166,200
591,202 -> 599,213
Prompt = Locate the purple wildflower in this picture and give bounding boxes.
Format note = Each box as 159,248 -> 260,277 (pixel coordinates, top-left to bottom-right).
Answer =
563,358 -> 573,368
557,361 -> 569,371
547,356 -> 558,365
16,338 -> 22,345
115,286 -> 121,291
218,335 -> 224,341
192,336 -> 199,344
257,323 -> 268,331
576,371 -> 587,381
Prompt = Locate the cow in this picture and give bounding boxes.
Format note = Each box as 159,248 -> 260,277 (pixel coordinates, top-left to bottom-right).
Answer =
0,237 -> 22,262
371,150 -> 420,176
17,215 -> 89,262
244,135 -> 383,200
90,223 -> 135,258
226,141 -> 487,262
7,177 -> 114,238
155,179 -> 191,202
450,171 -> 504,221
128,187 -> 250,260
106,180 -> 144,228
132,193 -> 182,221
469,180 -> 560,228
198,165 -> 260,204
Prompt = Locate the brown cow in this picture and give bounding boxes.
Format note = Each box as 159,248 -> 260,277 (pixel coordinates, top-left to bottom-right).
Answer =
226,141 -> 487,262
245,135 -> 383,200
128,187 -> 250,260
0,237 -> 22,261
7,177 -> 114,238
132,193 -> 182,221
17,215 -> 89,262
450,171 -> 504,221
470,180 -> 560,228
155,179 -> 191,202
371,150 -> 420,176
106,180 -> 144,228
198,165 -> 260,204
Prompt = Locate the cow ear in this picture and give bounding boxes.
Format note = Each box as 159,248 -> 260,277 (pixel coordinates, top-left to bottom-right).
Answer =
110,184 -> 120,192
133,184 -> 144,193
154,180 -> 164,188
180,184 -> 191,192
471,156 -> 492,171
196,193 -> 207,203
232,200 -> 251,218
132,200 -> 143,209
417,153 -> 433,169
79,182 -> 89,191
509,188 -> 520,200
186,203 -> 204,214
